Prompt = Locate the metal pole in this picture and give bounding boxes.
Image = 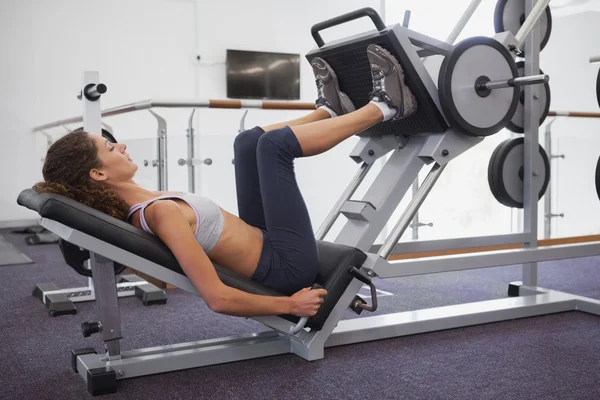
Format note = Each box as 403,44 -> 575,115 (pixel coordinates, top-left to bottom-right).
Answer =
78,83 -> 107,100
187,109 -> 196,193
445,0 -> 483,44
32,99 -> 315,132
589,55 -> 600,64
379,0 -> 386,23
522,0 -> 541,287
543,118 -> 564,239
81,71 -> 102,134
149,110 -> 168,191
411,178 -> 419,240
239,110 -> 248,133
483,74 -> 548,90
514,0 -> 551,49
88,252 -> 122,358
378,163 -> 446,259
315,163 -> 373,240
402,10 -> 411,27
544,120 -> 553,239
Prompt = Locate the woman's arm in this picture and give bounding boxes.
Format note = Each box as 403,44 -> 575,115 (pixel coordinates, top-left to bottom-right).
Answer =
144,200 -> 326,317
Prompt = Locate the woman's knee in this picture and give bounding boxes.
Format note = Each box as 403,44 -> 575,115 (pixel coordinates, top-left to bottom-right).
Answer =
234,126 -> 264,154
256,127 -> 302,158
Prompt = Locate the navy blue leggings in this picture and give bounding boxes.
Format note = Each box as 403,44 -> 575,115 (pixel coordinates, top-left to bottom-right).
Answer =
233,126 -> 319,295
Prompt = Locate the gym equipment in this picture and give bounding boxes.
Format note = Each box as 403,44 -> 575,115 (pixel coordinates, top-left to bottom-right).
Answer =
24,230 -> 59,245
437,36 -> 520,137
12,226 -> 45,234
507,61 -> 551,133
60,240 -> 127,277
488,137 -> 550,208
27,3 -> 600,397
596,155 -> 600,201
494,0 -> 552,55
597,69 -> 600,108
13,220 -> 60,245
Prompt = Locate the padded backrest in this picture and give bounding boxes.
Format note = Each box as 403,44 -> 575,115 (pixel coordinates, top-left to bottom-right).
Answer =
306,25 -> 448,136
17,189 -> 366,330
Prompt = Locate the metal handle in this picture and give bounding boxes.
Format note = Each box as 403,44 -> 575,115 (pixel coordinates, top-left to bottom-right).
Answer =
289,284 -> 324,334
483,74 -> 549,91
77,83 -> 107,101
402,10 -> 411,28
411,221 -> 433,228
348,267 -> 378,312
311,7 -> 386,48
290,317 -> 308,334
239,110 -> 249,133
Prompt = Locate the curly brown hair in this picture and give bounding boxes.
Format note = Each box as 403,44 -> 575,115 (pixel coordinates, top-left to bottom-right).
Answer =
33,131 -> 131,220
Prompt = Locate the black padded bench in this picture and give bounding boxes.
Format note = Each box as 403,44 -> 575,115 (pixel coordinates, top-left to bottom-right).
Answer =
17,189 -> 367,331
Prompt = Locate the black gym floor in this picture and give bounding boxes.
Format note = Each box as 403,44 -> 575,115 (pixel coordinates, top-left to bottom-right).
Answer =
2,227 -> 600,400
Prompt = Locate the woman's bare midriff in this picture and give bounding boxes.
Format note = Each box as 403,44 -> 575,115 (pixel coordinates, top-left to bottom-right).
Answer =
207,208 -> 264,279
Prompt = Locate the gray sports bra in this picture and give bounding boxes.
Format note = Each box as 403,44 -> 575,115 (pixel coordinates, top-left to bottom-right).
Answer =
127,192 -> 224,253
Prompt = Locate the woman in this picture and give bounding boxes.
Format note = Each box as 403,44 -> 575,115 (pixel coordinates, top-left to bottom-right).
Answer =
34,44 -> 417,318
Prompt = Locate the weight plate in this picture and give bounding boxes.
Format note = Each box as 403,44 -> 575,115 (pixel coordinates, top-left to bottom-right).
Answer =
494,0 -> 552,54
596,69 -> 600,108
488,137 -> 550,208
595,154 -> 600,201
438,36 -> 519,137
506,61 -> 551,133
487,139 -> 510,203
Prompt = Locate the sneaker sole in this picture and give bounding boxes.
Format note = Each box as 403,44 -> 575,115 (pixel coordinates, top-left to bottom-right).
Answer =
313,59 -> 355,114
368,45 -> 417,118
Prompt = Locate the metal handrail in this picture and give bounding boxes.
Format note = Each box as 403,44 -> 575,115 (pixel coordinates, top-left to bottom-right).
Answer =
33,99 -> 316,132
548,111 -> 600,118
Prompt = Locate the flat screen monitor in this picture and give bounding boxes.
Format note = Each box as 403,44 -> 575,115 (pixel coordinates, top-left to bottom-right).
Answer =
226,49 -> 300,100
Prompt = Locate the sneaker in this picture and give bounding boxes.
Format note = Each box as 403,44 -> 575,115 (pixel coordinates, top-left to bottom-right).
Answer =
311,57 -> 355,116
367,44 -> 417,120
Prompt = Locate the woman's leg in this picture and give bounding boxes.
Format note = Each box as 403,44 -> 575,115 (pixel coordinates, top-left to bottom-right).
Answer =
233,127 -> 268,229
233,111 -> 331,228
261,108 -> 330,132
233,108 -> 334,228
252,45 -> 417,294
290,103 -> 383,157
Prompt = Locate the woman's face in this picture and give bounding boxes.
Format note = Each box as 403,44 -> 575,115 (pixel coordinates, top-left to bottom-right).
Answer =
88,133 -> 138,184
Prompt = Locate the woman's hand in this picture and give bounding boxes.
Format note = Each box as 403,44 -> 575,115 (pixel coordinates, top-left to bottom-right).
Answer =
289,287 -> 328,317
